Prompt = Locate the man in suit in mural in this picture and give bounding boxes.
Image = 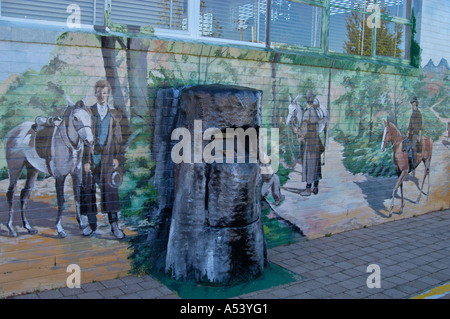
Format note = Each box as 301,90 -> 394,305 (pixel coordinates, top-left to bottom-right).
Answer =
403,96 -> 422,172
80,80 -> 127,239
297,90 -> 324,196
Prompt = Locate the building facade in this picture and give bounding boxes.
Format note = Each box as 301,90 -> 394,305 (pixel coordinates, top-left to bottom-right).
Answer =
0,0 -> 448,297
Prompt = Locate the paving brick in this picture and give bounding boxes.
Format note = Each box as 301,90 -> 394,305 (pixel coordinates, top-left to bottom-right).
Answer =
120,283 -> 144,295
396,284 -> 422,295
60,295 -> 79,299
77,291 -> 104,299
302,268 -> 331,279
137,288 -> 165,299
59,287 -> 83,297
249,291 -> 278,299
98,287 -> 124,298
415,264 -> 440,274
138,279 -> 162,290
117,293 -> 143,299
289,265 -> 312,275
271,288 -> 293,298
365,292 -> 392,299
342,267 -> 365,278
13,293 -> 39,299
289,292 -> 315,299
345,288 -> 372,298
308,287 -> 333,299
382,288 -> 409,299
328,271 -> 353,282
120,275 -> 145,285
432,261 -> 450,270
429,270 -> 450,282
37,289 -> 64,299
156,293 -> 180,299
81,282 -> 105,292
348,257 -> 372,267
322,283 -> 348,295
101,279 -> 124,289
377,257 -> 398,266
298,279 -> 327,289
320,264 -> 344,275
328,254 -> 349,263
156,285 -> 174,296
384,275 -> 408,286
277,251 -> 297,260
405,279 -> 436,292
337,278 -> 363,290
316,275 -> 339,286
282,257 -> 304,267
334,261 -> 355,270
284,283 -> 310,295
419,276 -> 445,287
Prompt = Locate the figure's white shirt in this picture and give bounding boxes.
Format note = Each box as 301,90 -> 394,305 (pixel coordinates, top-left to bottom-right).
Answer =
97,103 -> 108,121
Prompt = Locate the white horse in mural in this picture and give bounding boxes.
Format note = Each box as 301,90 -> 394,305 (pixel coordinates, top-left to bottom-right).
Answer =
4,96 -> 94,238
286,94 -> 329,135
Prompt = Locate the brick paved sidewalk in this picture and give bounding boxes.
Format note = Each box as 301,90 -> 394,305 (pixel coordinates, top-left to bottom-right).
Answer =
10,209 -> 450,299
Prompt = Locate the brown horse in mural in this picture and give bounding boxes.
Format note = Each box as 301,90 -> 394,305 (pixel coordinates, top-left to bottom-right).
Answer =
381,120 -> 432,217
4,96 -> 94,238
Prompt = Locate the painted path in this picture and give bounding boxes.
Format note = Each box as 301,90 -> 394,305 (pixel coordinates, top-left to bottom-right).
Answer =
0,177 -> 134,298
276,133 -> 450,239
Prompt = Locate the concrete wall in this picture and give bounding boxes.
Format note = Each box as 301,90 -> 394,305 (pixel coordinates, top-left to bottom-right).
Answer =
416,0 -> 450,67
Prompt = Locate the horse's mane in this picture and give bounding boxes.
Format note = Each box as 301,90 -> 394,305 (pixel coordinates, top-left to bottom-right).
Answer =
386,120 -> 403,143
387,120 -> 400,132
63,100 -> 91,119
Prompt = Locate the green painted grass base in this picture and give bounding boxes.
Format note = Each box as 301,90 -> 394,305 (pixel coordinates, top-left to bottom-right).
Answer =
152,262 -> 301,299
262,198 -> 305,248
131,183 -> 305,299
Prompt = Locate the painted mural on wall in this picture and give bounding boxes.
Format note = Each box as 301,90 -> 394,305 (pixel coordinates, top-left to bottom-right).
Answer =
276,61 -> 449,238
0,29 -> 449,296
4,95 -> 93,238
3,79 -> 130,240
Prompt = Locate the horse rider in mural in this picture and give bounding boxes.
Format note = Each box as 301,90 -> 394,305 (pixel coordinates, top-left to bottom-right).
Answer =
297,90 -> 325,197
80,80 -> 127,239
403,96 -> 422,173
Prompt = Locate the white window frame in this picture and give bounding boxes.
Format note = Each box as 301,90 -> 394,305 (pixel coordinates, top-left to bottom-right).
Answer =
153,0 -> 266,48
0,0 -> 418,64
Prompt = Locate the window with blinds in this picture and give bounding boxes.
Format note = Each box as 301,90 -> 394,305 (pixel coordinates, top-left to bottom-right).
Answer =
328,0 -> 411,59
110,0 -> 188,30
270,0 -> 322,48
200,0 -> 267,44
1,0 -> 96,26
0,0 -> 416,62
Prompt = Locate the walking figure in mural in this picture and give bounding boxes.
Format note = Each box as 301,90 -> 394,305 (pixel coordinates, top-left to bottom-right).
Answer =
402,97 -> 423,175
4,96 -> 94,237
296,90 -> 327,197
381,119 -> 432,217
80,80 -> 128,239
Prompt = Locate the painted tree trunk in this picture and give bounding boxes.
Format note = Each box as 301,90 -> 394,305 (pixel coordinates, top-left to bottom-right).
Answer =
165,84 -> 267,284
